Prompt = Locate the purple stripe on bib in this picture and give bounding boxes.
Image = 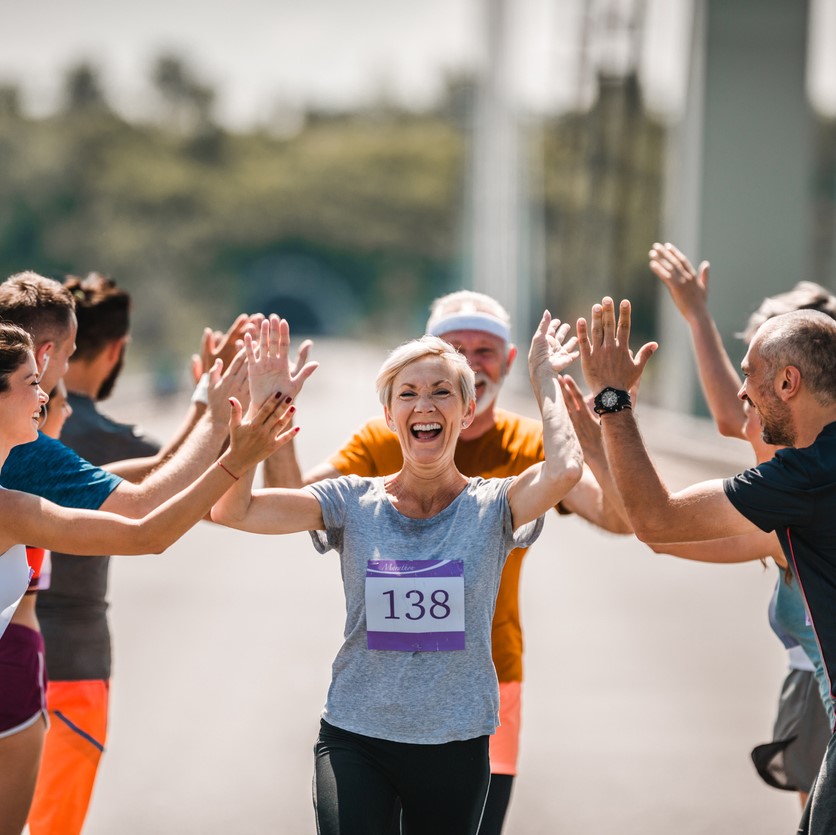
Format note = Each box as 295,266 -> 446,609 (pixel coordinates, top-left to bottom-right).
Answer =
367,630 -> 466,652
367,560 -> 463,579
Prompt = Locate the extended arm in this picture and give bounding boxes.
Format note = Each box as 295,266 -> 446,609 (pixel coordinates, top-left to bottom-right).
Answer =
649,528 -> 785,566
109,316 -> 262,482
0,395 -> 295,556
212,328 -> 324,534
97,352 -> 249,516
210,418 -> 323,534
507,312 -> 584,527
650,243 -> 746,438
209,470 -> 324,535
254,318 -> 316,489
577,297 -> 762,543
557,374 -> 632,533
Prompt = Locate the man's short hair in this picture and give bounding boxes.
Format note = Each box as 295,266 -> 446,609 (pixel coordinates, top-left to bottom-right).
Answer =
741,281 -> 836,343
64,273 -> 130,362
0,271 -> 76,343
756,310 -> 836,406
426,291 -> 512,345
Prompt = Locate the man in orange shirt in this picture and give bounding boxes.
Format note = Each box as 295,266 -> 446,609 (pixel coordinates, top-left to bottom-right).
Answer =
266,290 -> 629,834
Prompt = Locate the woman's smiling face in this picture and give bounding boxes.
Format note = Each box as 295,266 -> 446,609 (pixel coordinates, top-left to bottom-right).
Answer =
1,352 -> 49,448
385,355 -> 475,467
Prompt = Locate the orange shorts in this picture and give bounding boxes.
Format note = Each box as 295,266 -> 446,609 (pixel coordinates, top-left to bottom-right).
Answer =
490,680 -> 522,776
27,679 -> 109,835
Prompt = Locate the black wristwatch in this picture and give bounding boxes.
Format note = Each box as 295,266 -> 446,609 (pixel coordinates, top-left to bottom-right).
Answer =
593,387 -> 632,415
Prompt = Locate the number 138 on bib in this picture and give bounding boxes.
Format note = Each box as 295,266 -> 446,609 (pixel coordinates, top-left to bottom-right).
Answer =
365,560 -> 465,652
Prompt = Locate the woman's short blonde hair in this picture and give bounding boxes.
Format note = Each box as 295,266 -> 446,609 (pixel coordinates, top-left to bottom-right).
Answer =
376,336 -> 476,408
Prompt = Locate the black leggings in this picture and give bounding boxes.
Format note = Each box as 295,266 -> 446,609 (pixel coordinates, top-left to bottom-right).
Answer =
478,774 -> 514,835
386,773 -> 514,835
313,720 -> 490,835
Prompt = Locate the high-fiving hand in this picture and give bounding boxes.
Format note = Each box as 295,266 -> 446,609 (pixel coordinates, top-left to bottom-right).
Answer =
649,242 -> 710,321
528,310 -> 579,381
577,297 -> 657,395
245,314 -> 319,412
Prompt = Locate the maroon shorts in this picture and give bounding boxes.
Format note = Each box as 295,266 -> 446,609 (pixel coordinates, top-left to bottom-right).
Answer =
0,623 -> 48,737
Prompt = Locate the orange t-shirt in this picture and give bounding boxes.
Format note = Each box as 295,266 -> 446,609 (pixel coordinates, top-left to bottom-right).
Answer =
328,408 -> 549,683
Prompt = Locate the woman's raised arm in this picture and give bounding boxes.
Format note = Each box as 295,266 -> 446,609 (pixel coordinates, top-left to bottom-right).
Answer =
508,311 -> 584,528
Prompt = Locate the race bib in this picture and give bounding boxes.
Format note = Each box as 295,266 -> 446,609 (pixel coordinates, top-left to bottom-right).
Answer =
365,559 -> 465,651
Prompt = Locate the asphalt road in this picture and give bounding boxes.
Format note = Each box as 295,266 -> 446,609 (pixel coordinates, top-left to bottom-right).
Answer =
76,339 -> 802,834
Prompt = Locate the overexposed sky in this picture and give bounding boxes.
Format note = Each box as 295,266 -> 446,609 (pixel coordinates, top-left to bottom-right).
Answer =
0,0 -> 833,128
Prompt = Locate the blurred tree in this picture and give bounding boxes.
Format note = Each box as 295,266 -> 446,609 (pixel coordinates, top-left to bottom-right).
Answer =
0,51 -> 672,376
152,53 -> 216,135
543,71 -> 664,348
0,85 -> 22,120
62,62 -> 110,114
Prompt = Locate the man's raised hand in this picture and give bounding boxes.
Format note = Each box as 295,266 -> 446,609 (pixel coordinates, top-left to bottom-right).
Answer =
577,297 -> 656,395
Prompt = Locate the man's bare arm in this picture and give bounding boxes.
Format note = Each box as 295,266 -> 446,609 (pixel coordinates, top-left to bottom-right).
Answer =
649,529 -> 785,566
557,374 -> 631,533
650,243 -> 746,438
98,353 -> 248,517
577,296 -> 761,544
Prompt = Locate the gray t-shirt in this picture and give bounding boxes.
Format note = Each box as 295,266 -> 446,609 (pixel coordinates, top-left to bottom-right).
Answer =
306,475 -> 543,744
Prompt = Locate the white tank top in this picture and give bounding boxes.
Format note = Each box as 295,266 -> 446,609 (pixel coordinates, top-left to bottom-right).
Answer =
0,543 -> 31,638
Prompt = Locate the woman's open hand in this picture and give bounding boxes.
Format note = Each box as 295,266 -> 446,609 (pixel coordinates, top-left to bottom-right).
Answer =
245,314 -> 319,412
528,310 -> 579,383
222,393 -> 299,477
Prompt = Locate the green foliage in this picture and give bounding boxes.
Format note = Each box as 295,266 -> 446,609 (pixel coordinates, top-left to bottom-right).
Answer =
541,73 -> 666,346
0,58 -> 671,368
0,84 -> 465,359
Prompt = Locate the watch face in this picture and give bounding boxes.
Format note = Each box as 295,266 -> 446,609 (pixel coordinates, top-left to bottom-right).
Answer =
601,389 -> 619,409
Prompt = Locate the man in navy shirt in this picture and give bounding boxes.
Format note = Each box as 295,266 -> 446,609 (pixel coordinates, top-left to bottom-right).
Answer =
575,295 -> 836,834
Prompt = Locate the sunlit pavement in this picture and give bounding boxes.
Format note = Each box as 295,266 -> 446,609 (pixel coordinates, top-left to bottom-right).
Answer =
81,339 -> 801,834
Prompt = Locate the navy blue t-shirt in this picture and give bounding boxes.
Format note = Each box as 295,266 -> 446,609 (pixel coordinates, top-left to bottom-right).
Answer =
724,422 -> 836,708
0,432 -> 122,509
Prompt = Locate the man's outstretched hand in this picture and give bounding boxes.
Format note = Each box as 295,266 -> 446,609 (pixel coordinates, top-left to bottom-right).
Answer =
577,297 -> 657,396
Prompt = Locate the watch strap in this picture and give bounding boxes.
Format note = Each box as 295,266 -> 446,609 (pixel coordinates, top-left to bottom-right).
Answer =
593,387 -> 632,415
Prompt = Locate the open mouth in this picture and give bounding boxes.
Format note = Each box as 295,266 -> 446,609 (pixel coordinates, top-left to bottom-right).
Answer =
410,422 -> 442,440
